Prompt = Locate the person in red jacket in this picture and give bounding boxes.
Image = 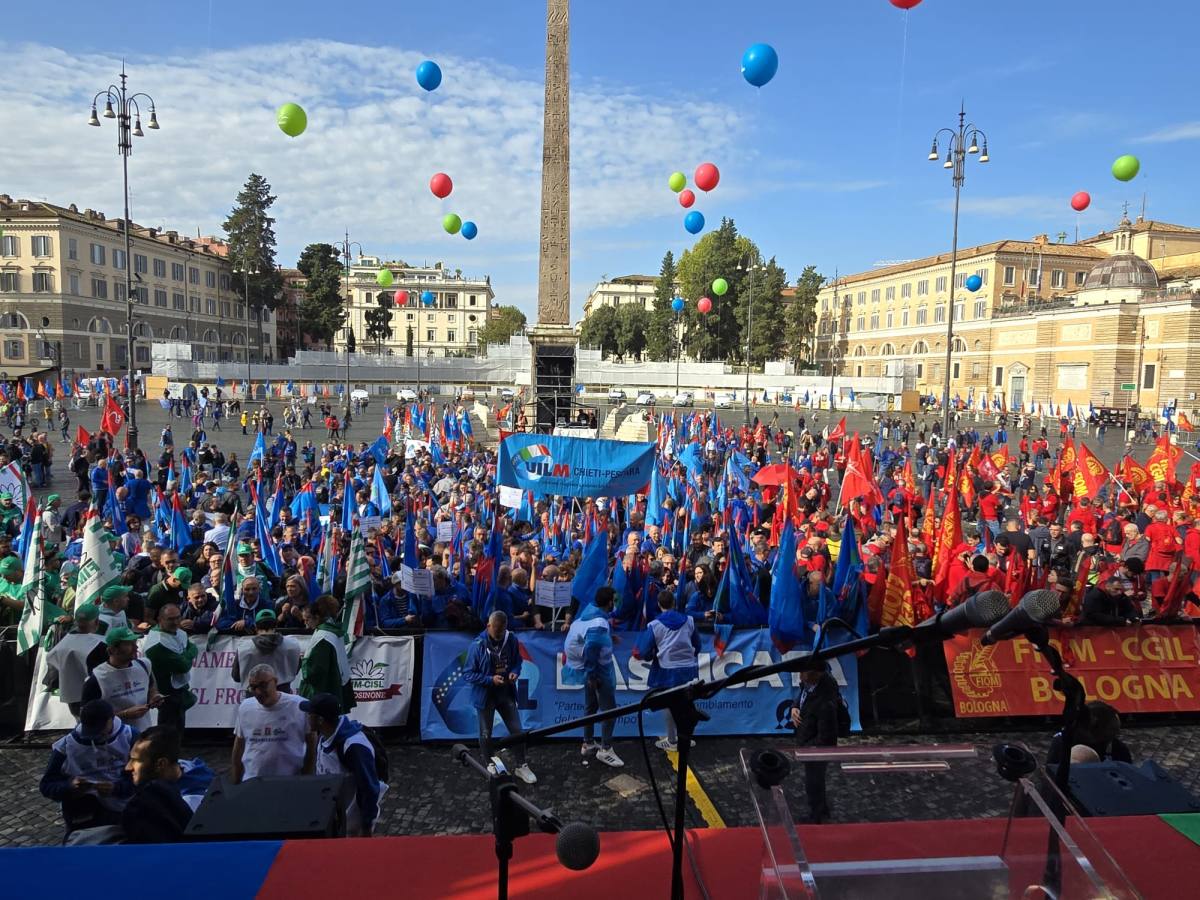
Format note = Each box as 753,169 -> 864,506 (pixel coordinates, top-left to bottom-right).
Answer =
947,554 -> 1004,607
979,484 -> 1004,540
1144,508 -> 1182,584
1066,496 -> 1099,536
1038,486 -> 1061,524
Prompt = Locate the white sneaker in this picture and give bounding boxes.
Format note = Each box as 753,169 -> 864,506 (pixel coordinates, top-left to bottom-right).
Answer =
514,764 -> 537,784
581,741 -> 601,756
487,762 -> 499,775
655,737 -> 678,752
596,747 -> 625,768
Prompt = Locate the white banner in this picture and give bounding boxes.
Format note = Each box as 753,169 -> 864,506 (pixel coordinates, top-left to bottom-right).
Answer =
0,460 -> 30,514
25,635 -> 415,731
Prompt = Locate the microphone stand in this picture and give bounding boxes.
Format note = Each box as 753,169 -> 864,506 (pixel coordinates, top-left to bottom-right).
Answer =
452,744 -> 565,900
496,619 -> 918,900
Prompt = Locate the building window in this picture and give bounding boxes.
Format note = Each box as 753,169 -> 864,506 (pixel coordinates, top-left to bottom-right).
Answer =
205,271 -> 216,288
113,248 -> 126,271
1002,266 -> 1015,286
469,330 -> 478,343
190,295 -> 200,313
221,301 -> 231,317
134,253 -> 147,274
994,366 -> 1004,386
0,235 -> 18,257
426,329 -> 435,342
115,282 -> 127,302
952,361 -> 961,379
1028,268 -> 1040,286
869,314 -> 879,329
95,341 -> 105,362
31,236 -> 52,257
856,315 -> 865,331
916,307 -> 927,325
115,343 -> 126,364
32,272 -> 53,292
857,291 -> 866,305
90,243 -> 106,266
188,266 -> 200,284
172,263 -> 185,282
917,280 -> 928,296
406,313 -> 414,321
974,299 -> 986,319
0,272 -> 17,292
155,289 -> 167,307
173,292 -> 185,310
236,304 -> 244,319
447,330 -> 456,342
954,301 -> 965,321
901,309 -> 909,327
971,362 -> 981,378
91,278 -> 108,299
220,273 -> 231,290
935,276 -> 947,292
955,272 -> 966,288
886,311 -> 893,328
469,295 -> 477,306
885,286 -> 895,301
4,339 -> 23,359
976,269 -> 988,285
135,346 -> 150,363
870,288 -> 880,303
1143,364 -> 1156,390
934,305 -> 946,324
1051,269 -> 1066,288
445,294 -> 458,308
900,283 -> 911,299
206,298 -> 217,315
916,363 -> 923,378
153,258 -> 166,278
69,273 -> 80,295
68,238 -> 78,260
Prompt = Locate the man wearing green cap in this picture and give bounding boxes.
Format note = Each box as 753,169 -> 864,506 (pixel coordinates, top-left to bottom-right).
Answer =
97,584 -> 131,635
41,493 -> 64,550
235,542 -> 276,602
147,567 -> 191,621
43,604 -> 108,719
0,490 -> 19,532
0,555 -> 24,626
141,602 -> 198,735
82,626 -> 161,731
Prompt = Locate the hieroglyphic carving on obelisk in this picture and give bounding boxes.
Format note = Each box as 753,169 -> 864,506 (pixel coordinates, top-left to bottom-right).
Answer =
537,0 -> 570,326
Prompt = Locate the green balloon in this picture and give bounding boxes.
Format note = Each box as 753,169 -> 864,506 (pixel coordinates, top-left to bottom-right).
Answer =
668,171 -> 686,193
1112,154 -> 1140,182
442,213 -> 462,235
276,102 -> 307,138
712,277 -> 729,296
376,268 -> 394,287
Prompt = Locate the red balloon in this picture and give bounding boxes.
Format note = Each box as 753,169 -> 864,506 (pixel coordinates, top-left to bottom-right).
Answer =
678,189 -> 696,209
890,0 -> 923,9
694,163 -> 720,193
697,296 -> 713,314
396,290 -> 409,306
1070,191 -> 1091,212
429,173 -> 453,199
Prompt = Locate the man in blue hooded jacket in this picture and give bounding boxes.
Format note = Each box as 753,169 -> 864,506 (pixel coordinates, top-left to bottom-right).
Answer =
564,586 -> 623,768
302,692 -> 387,836
463,611 -> 536,784
634,590 -> 700,752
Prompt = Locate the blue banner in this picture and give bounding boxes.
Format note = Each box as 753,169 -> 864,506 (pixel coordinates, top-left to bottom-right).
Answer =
420,629 -> 860,740
497,433 -> 656,499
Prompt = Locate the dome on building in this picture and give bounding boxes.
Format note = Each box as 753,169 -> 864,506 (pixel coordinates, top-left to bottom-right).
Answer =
1083,252 -> 1159,290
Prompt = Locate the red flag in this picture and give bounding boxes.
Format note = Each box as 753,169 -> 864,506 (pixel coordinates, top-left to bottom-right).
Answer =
839,437 -> 880,508
932,454 -> 963,598
959,447 -> 980,508
826,416 -> 847,443
880,517 -> 917,629
1062,553 -> 1093,621
37,380 -> 49,399
1146,434 -> 1182,485
1071,443 -> 1109,500
1179,412 -> 1195,433
100,393 -> 126,436
1121,455 -> 1150,492
15,381 -> 26,403
76,425 -> 91,446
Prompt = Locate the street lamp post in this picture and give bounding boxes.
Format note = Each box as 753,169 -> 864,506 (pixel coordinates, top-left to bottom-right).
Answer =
737,257 -> 763,424
674,310 -> 683,395
339,233 -> 364,428
928,104 -> 988,441
88,65 -> 160,450
828,345 -> 842,412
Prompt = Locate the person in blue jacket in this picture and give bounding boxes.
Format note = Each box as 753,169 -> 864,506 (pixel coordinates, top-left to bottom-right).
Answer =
124,468 -> 154,519
302,693 -> 387,836
217,576 -> 273,633
634,590 -> 701,752
563,586 -> 623,768
462,611 -> 537,783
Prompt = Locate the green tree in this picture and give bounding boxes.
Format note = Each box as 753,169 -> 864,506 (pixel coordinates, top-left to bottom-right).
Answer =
579,304 -> 620,358
675,218 -> 757,362
406,324 -> 414,357
223,173 -> 284,311
477,304 -> 527,350
645,251 -> 678,361
345,327 -> 356,354
785,266 -> 825,369
296,242 -> 346,349
365,292 -> 395,352
734,255 -> 789,367
614,303 -> 651,360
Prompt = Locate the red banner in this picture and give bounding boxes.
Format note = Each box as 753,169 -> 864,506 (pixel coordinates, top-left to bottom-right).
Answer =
943,626 -> 1200,717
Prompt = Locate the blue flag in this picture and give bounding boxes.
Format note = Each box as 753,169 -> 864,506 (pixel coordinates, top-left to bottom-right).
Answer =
248,431 -> 266,465
371,464 -> 393,517
570,530 -> 609,607
367,435 -> 390,466
831,517 -> 864,631
718,529 -> 766,626
646,460 -> 668,527
768,522 -> 807,651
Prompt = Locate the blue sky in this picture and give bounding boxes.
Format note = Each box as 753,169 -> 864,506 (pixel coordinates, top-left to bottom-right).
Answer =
2,0 -> 1198,319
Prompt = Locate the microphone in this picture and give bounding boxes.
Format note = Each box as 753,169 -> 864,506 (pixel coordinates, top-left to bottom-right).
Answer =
450,743 -> 471,763
981,589 -> 1062,646
555,821 -> 601,871
910,590 -> 1010,642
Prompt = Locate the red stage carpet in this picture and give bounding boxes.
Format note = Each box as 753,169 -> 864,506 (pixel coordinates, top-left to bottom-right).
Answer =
257,816 -> 1200,899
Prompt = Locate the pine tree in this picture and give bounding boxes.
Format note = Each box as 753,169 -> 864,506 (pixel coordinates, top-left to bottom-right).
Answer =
296,243 -> 346,350
223,173 -> 284,310
645,251 -> 677,361
785,266 -> 825,369
364,292 -> 395,353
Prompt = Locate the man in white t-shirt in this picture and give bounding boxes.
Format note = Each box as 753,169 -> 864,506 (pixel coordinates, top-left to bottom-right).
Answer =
231,663 -> 315,782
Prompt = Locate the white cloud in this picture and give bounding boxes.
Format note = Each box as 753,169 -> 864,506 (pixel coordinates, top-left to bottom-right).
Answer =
933,194 -> 1063,219
1136,121 -> 1200,144
0,39 -> 745,318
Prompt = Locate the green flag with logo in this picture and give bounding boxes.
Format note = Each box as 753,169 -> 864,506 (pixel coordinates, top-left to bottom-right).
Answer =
76,512 -> 121,609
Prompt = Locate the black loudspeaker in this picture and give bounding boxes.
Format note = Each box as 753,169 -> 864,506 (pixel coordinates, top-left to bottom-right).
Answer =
184,775 -> 353,841
1054,761 -> 1200,817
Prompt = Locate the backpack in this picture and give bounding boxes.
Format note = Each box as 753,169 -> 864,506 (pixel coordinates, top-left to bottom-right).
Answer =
835,692 -> 852,738
337,724 -> 389,783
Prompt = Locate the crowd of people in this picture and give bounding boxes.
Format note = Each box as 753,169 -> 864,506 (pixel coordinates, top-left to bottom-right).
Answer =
1,386 -> 1183,838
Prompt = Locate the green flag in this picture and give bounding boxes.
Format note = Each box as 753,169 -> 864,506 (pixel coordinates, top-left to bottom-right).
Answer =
341,529 -> 371,644
76,512 -> 121,608
17,521 -> 45,654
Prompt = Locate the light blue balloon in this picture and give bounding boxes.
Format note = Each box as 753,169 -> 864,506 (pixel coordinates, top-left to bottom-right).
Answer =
671,297 -> 685,312
965,274 -> 983,292
684,211 -> 705,234
461,221 -> 478,240
421,290 -> 436,306
741,43 -> 779,88
416,60 -> 442,92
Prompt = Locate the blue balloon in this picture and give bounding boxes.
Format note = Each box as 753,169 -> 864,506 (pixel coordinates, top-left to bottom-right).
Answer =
684,211 -> 705,234
671,297 -> 685,312
741,43 -> 779,88
965,274 -> 983,292
421,290 -> 436,306
416,60 -> 442,92
461,221 -> 478,240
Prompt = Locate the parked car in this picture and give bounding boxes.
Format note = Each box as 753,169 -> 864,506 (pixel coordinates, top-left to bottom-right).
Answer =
635,392 -> 657,407
396,388 -> 418,403
608,388 -> 627,403
714,393 -> 736,409
671,391 -> 694,408
500,387 -> 516,402
350,389 -> 370,404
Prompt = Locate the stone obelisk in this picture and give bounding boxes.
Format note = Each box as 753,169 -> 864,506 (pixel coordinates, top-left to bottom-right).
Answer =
528,0 -> 576,429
